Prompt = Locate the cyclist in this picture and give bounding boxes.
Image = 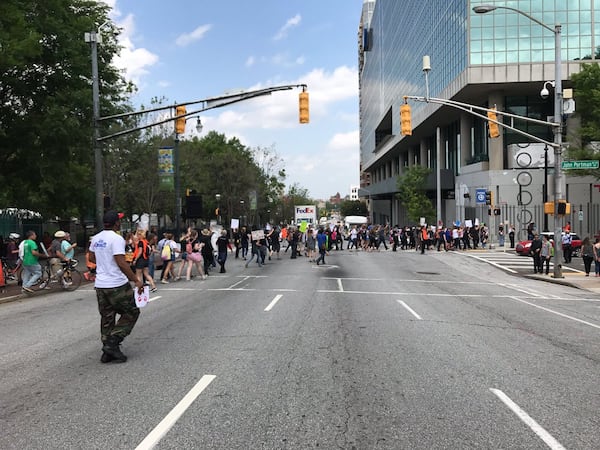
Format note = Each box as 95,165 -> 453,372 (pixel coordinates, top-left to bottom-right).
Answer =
61,232 -> 77,260
49,231 -> 69,277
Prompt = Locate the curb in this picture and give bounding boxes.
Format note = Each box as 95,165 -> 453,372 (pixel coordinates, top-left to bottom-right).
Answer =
0,291 -> 24,304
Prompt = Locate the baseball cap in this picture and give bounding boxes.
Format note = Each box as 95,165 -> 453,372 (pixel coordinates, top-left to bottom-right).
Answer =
103,211 -> 124,226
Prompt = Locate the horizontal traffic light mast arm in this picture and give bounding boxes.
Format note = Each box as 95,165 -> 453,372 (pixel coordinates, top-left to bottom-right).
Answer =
97,84 -> 308,142
403,95 -> 558,149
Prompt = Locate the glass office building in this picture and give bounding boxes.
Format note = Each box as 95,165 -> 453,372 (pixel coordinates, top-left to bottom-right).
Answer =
359,0 -> 600,236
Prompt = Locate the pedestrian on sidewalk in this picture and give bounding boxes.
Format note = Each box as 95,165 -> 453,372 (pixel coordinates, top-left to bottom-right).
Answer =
593,238 -> 600,277
89,211 -> 144,363
540,235 -> 552,275
581,236 -> 594,276
530,233 -> 542,274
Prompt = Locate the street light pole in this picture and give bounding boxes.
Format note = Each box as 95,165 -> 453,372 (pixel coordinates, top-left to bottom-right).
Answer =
174,133 -> 181,238
473,5 -> 564,278
552,24 -> 564,278
85,29 -> 104,228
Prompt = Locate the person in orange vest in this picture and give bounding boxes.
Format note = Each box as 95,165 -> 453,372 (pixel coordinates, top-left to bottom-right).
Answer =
421,226 -> 429,254
84,238 -> 97,281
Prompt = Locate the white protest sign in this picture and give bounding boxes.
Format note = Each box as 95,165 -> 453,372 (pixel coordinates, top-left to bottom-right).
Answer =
135,285 -> 150,308
251,229 -> 265,241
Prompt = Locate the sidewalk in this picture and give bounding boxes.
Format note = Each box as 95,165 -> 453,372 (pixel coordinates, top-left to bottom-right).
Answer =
466,244 -> 600,293
524,272 -> 600,294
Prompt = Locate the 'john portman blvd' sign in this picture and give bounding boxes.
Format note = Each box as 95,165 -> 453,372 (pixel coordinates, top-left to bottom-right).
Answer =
561,160 -> 599,169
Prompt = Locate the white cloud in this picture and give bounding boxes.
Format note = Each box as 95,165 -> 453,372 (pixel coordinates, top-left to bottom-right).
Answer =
329,130 -> 359,151
204,65 -> 358,132
273,14 -> 301,40
111,13 -> 159,86
245,56 -> 256,67
175,24 -> 212,47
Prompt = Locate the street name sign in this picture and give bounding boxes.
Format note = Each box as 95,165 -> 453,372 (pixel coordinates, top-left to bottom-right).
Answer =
561,160 -> 599,169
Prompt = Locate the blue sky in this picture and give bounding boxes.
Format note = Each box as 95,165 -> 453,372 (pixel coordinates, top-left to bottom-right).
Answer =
105,0 -> 364,200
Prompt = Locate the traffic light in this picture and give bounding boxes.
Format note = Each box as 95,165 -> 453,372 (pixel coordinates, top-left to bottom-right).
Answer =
175,105 -> 186,134
400,102 -> 412,136
186,195 -> 203,219
487,107 -> 500,138
485,190 -> 493,205
557,202 -> 571,215
299,91 -> 309,124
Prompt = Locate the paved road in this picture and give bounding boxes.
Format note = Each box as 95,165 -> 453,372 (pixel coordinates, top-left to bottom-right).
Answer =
1,249 -> 598,449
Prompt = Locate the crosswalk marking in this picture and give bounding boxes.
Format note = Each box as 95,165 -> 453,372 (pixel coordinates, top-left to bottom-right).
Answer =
459,252 -> 582,275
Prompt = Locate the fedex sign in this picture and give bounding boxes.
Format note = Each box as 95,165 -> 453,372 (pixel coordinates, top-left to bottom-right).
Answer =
295,205 -> 317,224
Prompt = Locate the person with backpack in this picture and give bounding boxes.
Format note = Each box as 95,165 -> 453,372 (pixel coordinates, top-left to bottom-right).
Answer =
133,229 -> 157,292
159,232 -> 177,284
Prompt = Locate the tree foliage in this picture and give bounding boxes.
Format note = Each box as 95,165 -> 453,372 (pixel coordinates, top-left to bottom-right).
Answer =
396,166 -> 436,225
564,62 -> 600,179
0,0 -> 133,219
340,200 -> 368,217
0,1 -> 313,228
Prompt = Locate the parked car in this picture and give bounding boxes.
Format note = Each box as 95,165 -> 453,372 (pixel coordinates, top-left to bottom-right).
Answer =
515,232 -> 581,256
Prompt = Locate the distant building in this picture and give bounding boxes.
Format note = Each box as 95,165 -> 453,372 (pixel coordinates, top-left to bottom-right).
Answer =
350,185 -> 360,201
329,192 -> 342,205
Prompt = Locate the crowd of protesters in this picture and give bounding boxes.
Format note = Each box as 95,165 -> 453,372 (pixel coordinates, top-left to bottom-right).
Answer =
5,218 -> 600,293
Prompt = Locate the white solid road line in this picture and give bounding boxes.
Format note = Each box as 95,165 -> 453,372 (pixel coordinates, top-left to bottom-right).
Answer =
148,296 -> 161,302
397,300 -> 423,320
508,296 -> 600,330
337,278 -> 344,292
489,388 -> 566,450
264,294 -> 283,312
135,374 -> 216,450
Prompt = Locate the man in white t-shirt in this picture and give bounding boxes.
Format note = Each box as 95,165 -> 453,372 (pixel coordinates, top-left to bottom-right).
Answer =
89,211 -> 144,363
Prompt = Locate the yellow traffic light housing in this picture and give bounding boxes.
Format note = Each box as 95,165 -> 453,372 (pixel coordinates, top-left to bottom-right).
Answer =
299,91 -> 309,124
487,107 -> 500,138
485,190 -> 493,206
175,105 -> 186,134
400,101 -> 412,136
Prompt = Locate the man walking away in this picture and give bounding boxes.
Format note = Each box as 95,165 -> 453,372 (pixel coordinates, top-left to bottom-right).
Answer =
89,211 -> 144,363
315,228 -> 327,265
561,232 -> 573,263
530,233 -> 543,274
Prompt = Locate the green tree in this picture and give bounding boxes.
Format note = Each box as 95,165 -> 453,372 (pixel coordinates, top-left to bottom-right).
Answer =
281,184 -> 314,224
0,0 -> 133,219
564,62 -> 600,179
396,166 -> 436,224
340,200 -> 368,217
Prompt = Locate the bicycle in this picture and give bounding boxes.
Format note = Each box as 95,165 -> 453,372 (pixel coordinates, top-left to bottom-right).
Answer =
1,256 -> 21,281
38,259 -> 82,292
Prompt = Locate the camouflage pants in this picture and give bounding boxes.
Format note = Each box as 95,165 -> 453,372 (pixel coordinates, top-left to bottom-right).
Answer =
96,283 -> 140,342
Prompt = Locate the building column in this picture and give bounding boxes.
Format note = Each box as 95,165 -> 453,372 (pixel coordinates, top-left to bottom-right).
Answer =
460,112 -> 471,170
420,139 -> 427,167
